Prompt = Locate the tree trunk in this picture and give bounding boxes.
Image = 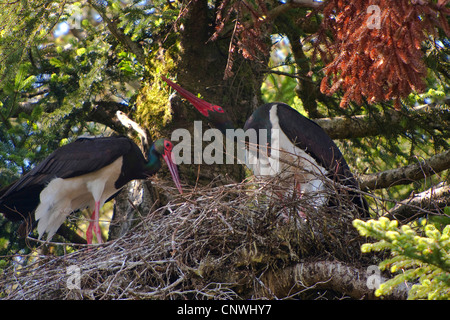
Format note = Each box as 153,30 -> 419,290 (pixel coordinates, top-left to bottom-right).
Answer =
163,0 -> 268,185
108,181 -> 153,241
109,1 -> 269,238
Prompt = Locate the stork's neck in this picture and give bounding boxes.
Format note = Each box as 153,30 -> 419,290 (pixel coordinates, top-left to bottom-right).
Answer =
144,147 -> 162,175
216,120 -> 234,134
210,114 -> 234,134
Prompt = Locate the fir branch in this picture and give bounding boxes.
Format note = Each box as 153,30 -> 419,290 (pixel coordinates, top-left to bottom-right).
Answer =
354,217 -> 450,299
87,0 -> 146,66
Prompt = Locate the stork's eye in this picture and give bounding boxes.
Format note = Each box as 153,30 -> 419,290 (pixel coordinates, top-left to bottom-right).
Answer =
165,141 -> 172,151
213,105 -> 224,113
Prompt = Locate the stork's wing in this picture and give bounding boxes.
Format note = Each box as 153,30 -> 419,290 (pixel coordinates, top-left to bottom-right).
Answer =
275,104 -> 369,214
274,103 -> 357,186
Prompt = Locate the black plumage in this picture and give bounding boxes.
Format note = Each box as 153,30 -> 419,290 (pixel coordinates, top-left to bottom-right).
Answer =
1,137 -> 140,219
0,136 -> 182,243
245,103 -> 368,213
162,77 -> 368,215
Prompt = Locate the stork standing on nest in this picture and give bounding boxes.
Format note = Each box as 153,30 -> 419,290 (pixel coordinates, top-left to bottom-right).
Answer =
162,76 -> 367,215
0,136 -> 183,244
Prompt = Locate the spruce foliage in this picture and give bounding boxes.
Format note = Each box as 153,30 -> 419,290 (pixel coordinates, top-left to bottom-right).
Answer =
354,216 -> 450,300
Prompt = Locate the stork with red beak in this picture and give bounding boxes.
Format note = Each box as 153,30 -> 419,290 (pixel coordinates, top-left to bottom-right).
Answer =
0,136 -> 183,244
162,76 -> 367,215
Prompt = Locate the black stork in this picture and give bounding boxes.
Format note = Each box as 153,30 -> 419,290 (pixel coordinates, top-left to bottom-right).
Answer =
162,76 -> 368,215
0,136 -> 183,244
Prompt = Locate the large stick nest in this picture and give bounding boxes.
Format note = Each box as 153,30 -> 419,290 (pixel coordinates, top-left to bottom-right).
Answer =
1,177 -> 374,300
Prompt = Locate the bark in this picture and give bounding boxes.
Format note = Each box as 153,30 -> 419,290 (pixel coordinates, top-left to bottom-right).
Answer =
165,0 -> 267,185
286,27 -> 323,118
108,180 -> 156,241
176,0 -> 265,127
360,149 -> 450,190
387,182 -> 450,220
259,260 -> 408,300
315,103 -> 450,139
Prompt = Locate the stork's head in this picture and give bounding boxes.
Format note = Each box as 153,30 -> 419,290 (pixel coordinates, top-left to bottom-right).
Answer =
151,138 -> 182,194
162,76 -> 234,133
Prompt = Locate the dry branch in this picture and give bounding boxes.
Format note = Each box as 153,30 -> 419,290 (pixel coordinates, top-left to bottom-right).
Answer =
360,149 -> 450,190
318,0 -> 450,108
116,110 -> 149,150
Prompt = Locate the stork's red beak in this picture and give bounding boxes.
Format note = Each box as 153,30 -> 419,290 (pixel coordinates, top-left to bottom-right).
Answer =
162,150 -> 183,194
162,76 -> 214,117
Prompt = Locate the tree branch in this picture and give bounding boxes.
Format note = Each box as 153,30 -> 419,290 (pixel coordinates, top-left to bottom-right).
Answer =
291,0 -> 323,6
359,149 -> 450,190
283,24 -> 323,118
263,0 -> 323,22
387,182 -> 450,220
116,110 -> 149,152
87,0 -> 146,66
86,100 -> 129,133
259,260 -> 408,300
315,103 -> 450,139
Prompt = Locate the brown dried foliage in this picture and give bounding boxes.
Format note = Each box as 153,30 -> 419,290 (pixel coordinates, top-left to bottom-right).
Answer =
318,0 -> 450,109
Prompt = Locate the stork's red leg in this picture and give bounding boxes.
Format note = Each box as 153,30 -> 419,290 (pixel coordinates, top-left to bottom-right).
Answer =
295,180 -> 301,195
86,201 -> 103,244
86,209 -> 96,245
93,201 -> 103,244
295,183 -> 307,219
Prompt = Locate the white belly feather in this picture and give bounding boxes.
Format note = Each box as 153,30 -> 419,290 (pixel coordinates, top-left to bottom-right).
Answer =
35,157 -> 123,241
